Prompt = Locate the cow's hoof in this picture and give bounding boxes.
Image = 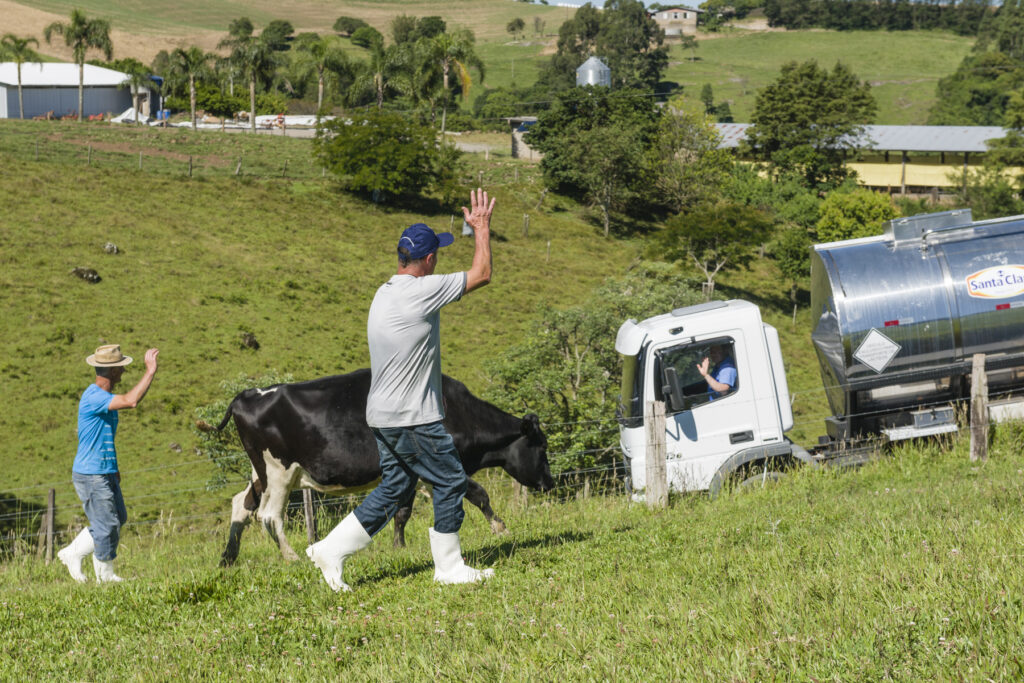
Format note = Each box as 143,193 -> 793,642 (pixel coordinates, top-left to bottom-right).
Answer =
490,519 -> 507,535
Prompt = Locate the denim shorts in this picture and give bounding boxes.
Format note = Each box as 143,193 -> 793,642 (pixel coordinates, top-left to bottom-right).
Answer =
354,421 -> 468,536
71,472 -> 128,561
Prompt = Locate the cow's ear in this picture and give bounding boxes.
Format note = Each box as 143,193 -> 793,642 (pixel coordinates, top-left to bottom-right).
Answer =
521,413 -> 540,436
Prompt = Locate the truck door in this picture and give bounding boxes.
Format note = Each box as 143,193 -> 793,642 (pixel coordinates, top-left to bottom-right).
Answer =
652,334 -> 760,490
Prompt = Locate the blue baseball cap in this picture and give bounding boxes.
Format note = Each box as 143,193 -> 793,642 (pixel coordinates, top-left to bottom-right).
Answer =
398,223 -> 455,260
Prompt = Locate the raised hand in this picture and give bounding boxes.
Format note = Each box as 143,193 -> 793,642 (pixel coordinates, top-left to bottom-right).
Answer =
461,188 -> 495,233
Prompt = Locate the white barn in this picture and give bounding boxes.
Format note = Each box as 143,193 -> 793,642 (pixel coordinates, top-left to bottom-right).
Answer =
0,62 -> 140,120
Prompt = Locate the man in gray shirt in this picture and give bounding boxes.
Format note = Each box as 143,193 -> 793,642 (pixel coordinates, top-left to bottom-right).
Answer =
308,189 -> 496,591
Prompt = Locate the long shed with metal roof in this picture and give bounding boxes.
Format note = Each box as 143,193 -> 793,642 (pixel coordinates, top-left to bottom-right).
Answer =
0,62 -> 136,120
713,123 -> 1015,191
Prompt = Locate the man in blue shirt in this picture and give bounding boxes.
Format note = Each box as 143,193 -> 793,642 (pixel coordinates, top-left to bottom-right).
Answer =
57,344 -> 159,583
697,344 -> 736,400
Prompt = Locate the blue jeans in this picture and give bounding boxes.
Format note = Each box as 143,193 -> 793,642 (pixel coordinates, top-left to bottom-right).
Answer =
354,422 -> 468,536
71,472 -> 127,561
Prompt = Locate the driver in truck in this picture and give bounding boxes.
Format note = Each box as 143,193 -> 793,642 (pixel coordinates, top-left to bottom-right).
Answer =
697,344 -> 736,400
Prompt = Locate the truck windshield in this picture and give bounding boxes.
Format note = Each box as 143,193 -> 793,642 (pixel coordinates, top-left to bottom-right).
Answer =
657,338 -> 738,410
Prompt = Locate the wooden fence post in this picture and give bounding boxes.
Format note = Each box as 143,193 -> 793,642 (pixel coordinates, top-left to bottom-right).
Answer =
513,481 -> 528,509
645,400 -> 668,508
35,138 -> 39,161
303,489 -> 317,544
235,157 -> 242,176
139,151 -> 143,170
522,213 -> 529,238
971,353 -> 988,462
45,488 -> 55,563
87,145 -> 92,166
188,155 -> 193,178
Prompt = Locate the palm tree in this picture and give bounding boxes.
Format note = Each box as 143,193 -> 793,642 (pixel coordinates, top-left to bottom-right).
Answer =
428,29 -> 484,135
349,37 -> 406,110
43,9 -> 113,122
1,34 -> 41,119
219,26 -> 279,132
293,35 -> 349,113
119,62 -> 157,124
168,46 -> 212,129
395,38 -> 442,122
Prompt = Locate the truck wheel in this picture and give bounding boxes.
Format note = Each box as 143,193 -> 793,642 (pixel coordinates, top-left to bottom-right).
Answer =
738,467 -> 784,489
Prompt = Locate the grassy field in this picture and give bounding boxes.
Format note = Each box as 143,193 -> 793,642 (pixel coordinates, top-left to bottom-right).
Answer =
1,428 -> 1023,678
0,118 -> 638,524
2,58 -> 1022,680
665,29 -> 974,124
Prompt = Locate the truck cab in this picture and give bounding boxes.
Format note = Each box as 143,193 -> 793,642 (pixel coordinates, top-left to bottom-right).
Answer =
616,300 -> 809,496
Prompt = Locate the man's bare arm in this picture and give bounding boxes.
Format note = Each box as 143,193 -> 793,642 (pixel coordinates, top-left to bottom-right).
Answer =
463,188 -> 495,293
109,349 -> 159,410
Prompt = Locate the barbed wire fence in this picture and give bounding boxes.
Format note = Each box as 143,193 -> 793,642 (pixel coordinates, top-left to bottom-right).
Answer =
1,376 -> 994,565
0,124 -> 543,189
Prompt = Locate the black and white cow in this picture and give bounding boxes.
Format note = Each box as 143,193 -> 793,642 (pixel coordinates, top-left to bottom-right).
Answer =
215,369 -> 553,566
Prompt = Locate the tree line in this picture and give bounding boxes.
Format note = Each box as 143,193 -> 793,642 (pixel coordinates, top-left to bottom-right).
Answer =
763,0 -> 992,34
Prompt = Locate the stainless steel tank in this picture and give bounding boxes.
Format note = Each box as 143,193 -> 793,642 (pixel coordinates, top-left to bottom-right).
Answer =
575,57 -> 611,88
810,209 -> 1024,439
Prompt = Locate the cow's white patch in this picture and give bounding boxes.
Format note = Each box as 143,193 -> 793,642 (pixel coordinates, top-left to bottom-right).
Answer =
296,472 -> 379,494
255,387 -> 278,397
258,450 -> 303,561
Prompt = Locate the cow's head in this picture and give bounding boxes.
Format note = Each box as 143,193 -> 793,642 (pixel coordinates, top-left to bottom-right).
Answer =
504,413 -> 554,492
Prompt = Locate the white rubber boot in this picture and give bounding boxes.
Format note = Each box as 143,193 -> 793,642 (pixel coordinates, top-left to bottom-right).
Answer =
429,527 -> 494,585
57,528 -> 94,583
306,512 -> 372,592
92,555 -> 124,583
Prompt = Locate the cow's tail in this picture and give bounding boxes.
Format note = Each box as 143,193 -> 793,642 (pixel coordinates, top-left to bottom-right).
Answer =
215,397 -> 240,431
195,396 -> 240,433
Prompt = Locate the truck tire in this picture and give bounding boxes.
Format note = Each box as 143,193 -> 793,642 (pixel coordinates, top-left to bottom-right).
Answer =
738,467 -> 785,489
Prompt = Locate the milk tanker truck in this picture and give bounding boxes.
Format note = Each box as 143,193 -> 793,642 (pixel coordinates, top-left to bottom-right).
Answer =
615,209 -> 1024,496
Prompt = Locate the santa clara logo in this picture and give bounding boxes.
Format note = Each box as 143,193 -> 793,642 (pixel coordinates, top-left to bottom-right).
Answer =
965,265 -> 1024,299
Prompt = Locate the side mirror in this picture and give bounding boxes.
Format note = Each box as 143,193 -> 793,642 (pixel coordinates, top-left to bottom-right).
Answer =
661,366 -> 685,413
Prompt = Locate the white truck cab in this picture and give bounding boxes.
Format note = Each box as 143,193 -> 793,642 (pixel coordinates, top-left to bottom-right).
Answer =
616,300 -> 811,497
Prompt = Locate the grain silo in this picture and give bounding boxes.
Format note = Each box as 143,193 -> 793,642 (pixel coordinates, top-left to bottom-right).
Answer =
575,57 -> 611,87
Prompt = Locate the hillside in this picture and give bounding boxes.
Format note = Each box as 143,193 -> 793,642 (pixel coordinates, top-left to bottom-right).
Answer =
664,29 -> 974,124
3,0 -> 975,125
0,0 -> 566,62
0,119 -> 640,520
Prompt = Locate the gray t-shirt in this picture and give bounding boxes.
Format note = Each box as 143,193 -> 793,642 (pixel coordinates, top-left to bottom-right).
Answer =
365,272 -> 466,427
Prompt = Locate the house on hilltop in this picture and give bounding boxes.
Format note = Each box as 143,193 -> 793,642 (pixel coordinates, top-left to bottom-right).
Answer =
0,62 -> 142,120
649,6 -> 702,36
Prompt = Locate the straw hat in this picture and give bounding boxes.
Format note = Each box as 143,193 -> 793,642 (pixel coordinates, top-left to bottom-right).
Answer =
85,344 -> 133,367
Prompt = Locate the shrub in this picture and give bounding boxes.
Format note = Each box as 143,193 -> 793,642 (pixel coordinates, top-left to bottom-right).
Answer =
314,110 -> 464,202
815,188 -> 897,242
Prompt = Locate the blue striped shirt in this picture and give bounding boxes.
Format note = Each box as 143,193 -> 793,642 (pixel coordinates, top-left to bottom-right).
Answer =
73,384 -> 119,474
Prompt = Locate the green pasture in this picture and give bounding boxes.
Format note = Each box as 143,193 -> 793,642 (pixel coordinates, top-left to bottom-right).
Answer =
0,118 -> 637,521
665,29 -> 974,124
2,429 -> 1023,678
